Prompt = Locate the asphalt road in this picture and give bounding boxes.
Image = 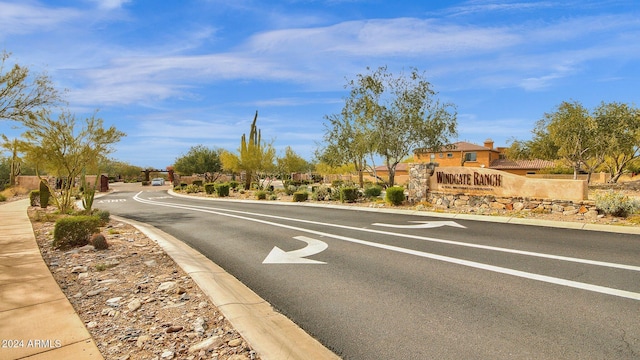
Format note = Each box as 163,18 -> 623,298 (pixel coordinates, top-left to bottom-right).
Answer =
98,184 -> 640,359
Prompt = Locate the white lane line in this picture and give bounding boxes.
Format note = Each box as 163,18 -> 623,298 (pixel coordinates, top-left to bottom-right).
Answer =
134,192 -> 640,273
133,193 -> 640,301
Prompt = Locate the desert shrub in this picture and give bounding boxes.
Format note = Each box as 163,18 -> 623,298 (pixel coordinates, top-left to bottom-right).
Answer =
229,181 -> 239,190
340,187 -> 359,203
385,186 -> 406,206
255,190 -> 267,200
53,216 -> 101,249
268,194 -> 278,200
595,190 -> 640,218
285,185 -> 298,195
331,180 -> 344,188
184,184 -> 202,193
215,183 -> 230,197
364,185 -> 382,198
312,185 -> 332,201
292,191 -> 308,202
204,183 -> 216,194
90,233 -> 109,250
0,193 -> 5,202
31,209 -> 59,222
39,180 -> 50,208
192,179 -> 204,187
94,209 -> 111,225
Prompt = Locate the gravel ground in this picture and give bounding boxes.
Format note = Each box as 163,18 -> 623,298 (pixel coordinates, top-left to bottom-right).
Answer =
29,207 -> 259,360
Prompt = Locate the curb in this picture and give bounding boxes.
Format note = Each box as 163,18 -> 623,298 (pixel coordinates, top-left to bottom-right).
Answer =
168,190 -> 640,235
113,215 -> 340,360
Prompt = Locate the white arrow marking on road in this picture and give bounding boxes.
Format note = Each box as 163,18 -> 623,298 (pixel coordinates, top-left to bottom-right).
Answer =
263,236 -> 328,264
131,193 -> 640,300
372,221 -> 466,229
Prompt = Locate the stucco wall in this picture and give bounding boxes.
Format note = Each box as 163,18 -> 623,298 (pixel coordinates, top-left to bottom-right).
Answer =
408,165 -> 588,202
429,166 -> 587,201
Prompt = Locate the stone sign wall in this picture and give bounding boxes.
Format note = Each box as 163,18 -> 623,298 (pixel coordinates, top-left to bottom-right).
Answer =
409,165 -> 588,202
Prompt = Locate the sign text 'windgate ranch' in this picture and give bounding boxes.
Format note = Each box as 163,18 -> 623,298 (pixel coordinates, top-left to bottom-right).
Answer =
435,171 -> 503,187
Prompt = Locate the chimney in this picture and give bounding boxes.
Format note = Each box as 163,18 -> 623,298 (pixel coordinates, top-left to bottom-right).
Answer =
484,138 -> 494,149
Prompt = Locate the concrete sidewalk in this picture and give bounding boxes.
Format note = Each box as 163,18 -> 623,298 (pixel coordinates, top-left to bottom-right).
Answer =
0,199 -> 103,360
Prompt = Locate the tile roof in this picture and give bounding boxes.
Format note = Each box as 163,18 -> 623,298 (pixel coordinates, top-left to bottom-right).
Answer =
374,163 -> 409,172
415,141 -> 499,153
490,159 -> 555,170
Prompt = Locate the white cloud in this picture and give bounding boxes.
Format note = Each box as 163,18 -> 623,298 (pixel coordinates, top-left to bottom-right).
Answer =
87,0 -> 132,10
0,1 -> 81,37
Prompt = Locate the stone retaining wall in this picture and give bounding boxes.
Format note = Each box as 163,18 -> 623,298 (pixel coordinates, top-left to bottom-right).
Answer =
425,192 -> 599,219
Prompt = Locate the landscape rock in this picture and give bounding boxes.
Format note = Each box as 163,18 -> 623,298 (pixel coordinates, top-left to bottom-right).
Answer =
29,214 -> 259,360
158,281 -> 177,292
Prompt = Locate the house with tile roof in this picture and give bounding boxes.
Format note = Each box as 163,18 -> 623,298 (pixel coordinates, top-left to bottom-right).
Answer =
413,139 -> 554,176
367,139 -> 555,185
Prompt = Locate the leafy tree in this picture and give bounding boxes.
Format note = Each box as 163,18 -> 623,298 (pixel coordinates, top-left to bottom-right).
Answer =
592,102 -> 640,183
173,145 -> 222,182
101,159 -> 142,182
18,110 -> 125,212
324,66 -> 457,187
318,99 -> 373,187
221,111 -> 275,189
0,50 -> 62,122
277,146 -> 311,179
531,101 -> 601,180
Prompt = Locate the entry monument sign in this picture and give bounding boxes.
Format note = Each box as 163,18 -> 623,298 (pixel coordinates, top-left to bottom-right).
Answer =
410,165 -> 588,202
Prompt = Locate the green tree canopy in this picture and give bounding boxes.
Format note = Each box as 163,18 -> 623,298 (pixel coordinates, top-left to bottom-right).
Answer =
277,146 -> 311,179
173,145 -> 222,182
592,102 -> 640,183
18,110 -> 125,212
0,50 -> 62,123
514,100 -> 639,182
101,159 -> 143,182
321,66 -> 457,186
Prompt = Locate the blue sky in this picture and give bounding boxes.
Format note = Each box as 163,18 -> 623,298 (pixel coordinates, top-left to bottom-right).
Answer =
1,0 -> 639,169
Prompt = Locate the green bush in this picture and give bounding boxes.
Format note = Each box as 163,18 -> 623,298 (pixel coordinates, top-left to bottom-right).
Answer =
229,181 -> 239,190
331,180 -> 344,188
52,216 -> 102,250
385,186 -> 406,206
204,183 -> 216,194
215,183 -> 230,197
340,187 -> 359,203
255,190 -> 268,200
0,193 -> 6,202
292,191 -> 308,202
29,190 -> 40,206
268,194 -> 278,200
39,180 -> 50,208
364,185 -> 382,198
192,179 -> 203,187
312,185 -> 332,201
595,190 -> 640,218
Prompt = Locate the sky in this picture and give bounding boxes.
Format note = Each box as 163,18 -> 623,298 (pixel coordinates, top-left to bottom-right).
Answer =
1,0 -> 639,169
